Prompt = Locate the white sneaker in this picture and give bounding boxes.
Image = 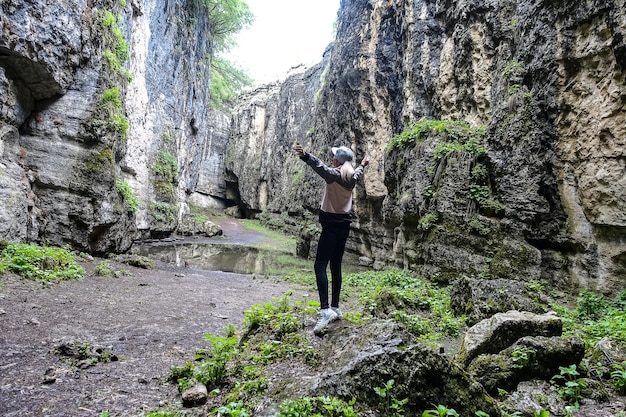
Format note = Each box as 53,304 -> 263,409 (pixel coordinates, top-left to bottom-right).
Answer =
331,307 -> 342,320
313,308 -> 338,335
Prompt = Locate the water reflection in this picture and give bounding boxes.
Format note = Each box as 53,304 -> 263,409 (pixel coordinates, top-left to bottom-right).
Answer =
130,242 -> 306,275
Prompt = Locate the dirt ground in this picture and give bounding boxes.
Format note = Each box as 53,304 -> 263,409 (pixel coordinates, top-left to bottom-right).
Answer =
0,219 -> 311,417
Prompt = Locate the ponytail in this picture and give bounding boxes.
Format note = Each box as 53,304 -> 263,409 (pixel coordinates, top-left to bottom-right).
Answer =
340,161 -> 355,182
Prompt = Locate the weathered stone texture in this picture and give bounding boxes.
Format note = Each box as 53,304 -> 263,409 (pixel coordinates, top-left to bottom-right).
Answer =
0,0 -> 624,292
226,0 -> 626,293
0,0 -> 218,251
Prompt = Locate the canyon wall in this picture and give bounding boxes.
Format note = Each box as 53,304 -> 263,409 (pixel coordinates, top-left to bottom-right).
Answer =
226,0 -> 626,293
0,0 -> 225,253
1,0 -> 624,293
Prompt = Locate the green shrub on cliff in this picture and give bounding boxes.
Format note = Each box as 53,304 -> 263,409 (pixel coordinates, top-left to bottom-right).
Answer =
152,151 -> 179,182
386,120 -> 485,152
116,178 -> 139,213
99,9 -> 132,81
0,243 -> 84,283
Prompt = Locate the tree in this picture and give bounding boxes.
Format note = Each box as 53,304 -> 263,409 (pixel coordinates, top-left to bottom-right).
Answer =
210,55 -> 253,109
192,0 -> 255,107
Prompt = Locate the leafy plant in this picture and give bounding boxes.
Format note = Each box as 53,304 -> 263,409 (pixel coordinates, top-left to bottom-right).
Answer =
386,119 -> 485,152
610,361 -> 626,395
95,87 -> 129,138
93,261 -> 116,277
533,410 -> 550,417
152,151 -> 178,182
418,213 -> 439,231
210,55 -> 254,109
278,396 -> 358,417
422,404 -> 459,417
0,243 -> 84,283
116,178 -> 139,213
467,185 -> 490,203
551,365 -> 586,406
576,290 -> 608,319
374,379 -> 408,417
218,401 -> 250,417
511,346 -> 535,369
554,290 -> 626,347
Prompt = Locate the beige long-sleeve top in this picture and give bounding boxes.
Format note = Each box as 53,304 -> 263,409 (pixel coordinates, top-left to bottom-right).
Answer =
301,152 -> 365,215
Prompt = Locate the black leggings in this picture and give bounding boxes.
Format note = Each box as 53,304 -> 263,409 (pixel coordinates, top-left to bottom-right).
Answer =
314,221 -> 350,310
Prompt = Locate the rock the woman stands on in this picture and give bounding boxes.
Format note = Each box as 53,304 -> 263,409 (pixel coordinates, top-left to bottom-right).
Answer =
293,141 -> 368,335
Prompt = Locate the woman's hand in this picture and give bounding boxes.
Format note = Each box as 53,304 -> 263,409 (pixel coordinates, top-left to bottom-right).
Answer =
293,142 -> 305,158
361,156 -> 369,167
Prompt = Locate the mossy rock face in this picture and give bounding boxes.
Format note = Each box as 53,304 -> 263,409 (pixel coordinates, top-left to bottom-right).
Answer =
467,335 -> 585,395
450,276 -> 550,326
312,320 -> 502,417
455,311 -> 563,367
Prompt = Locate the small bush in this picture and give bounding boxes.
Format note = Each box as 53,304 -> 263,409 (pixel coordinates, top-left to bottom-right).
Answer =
116,178 -> 139,213
386,120 -> 485,152
0,243 -> 84,283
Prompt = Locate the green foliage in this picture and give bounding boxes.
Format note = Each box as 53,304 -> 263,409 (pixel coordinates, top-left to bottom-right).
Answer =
218,402 -> 251,417
467,185 -> 490,203
553,290 -> 626,347
199,0 -> 254,53
278,396 -> 358,417
418,213 -> 438,231
511,346 -> 535,369
153,181 -> 177,200
210,55 -> 254,109
479,198 -> 506,215
97,87 -> 129,138
467,218 -> 490,236
99,10 -> 132,80
386,119 -> 485,152
86,148 -> 114,172
576,290 -> 608,319
374,379 -> 408,417
169,333 -> 238,392
152,151 -> 178,182
551,365 -> 586,406
502,61 -> 524,81
471,163 -> 489,182
93,260 -> 129,277
533,411 -> 550,417
343,270 -> 465,340
502,61 -> 524,96
610,361 -> 626,395
116,178 -> 139,213
188,0 -> 255,107
422,405 -> 459,417
149,202 -> 177,222
0,243 -> 84,283
432,140 -> 485,161
421,185 -> 434,198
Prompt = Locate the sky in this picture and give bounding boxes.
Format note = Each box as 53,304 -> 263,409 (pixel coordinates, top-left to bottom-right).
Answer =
225,0 -> 340,86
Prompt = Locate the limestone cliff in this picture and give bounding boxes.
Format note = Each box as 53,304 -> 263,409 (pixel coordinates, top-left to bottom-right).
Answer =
226,0 -> 626,293
1,0 -> 624,293
0,0 -> 223,252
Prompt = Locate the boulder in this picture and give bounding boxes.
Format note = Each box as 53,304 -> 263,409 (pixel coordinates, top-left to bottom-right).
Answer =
455,311 -> 562,367
468,335 -> 585,394
181,383 -> 208,406
450,276 -> 550,326
309,320 -> 501,417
